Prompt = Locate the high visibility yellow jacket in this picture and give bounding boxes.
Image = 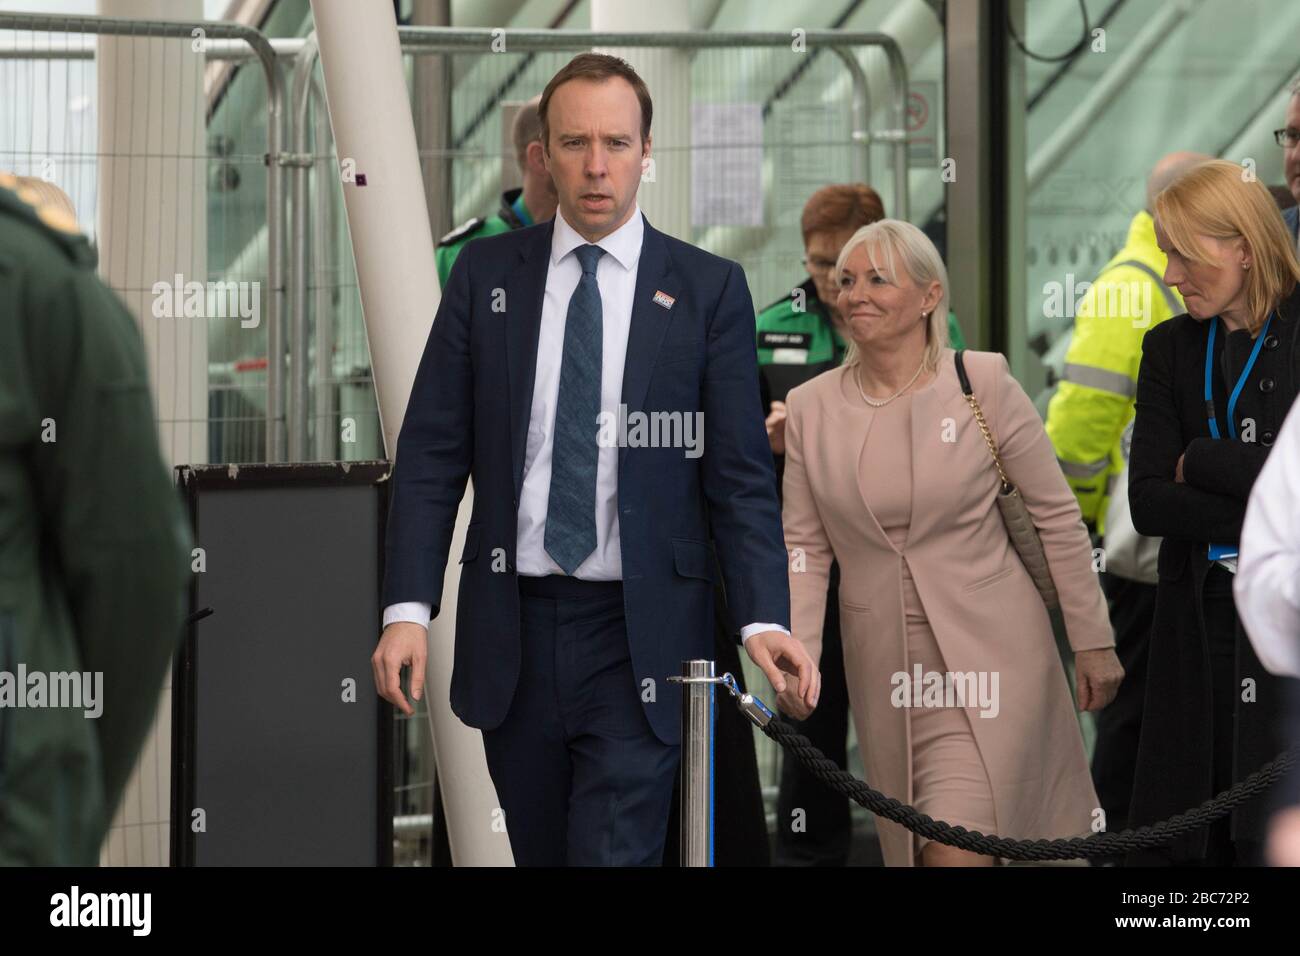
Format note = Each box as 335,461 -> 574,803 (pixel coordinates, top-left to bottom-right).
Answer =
1045,210 -> 1182,534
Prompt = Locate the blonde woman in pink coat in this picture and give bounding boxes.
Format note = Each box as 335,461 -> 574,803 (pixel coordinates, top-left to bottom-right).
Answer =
778,219 -> 1124,867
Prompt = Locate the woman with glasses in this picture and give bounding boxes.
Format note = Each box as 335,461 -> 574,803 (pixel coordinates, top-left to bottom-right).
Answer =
1127,159 -> 1300,865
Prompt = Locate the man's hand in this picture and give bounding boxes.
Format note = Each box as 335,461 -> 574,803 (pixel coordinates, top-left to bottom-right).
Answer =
1175,452 -> 1186,483
371,621 -> 428,716
765,401 -> 787,455
745,629 -> 819,720
1074,647 -> 1124,711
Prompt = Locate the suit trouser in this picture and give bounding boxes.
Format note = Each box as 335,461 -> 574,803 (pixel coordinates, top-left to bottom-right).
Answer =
481,574 -> 679,866
774,560 -> 853,866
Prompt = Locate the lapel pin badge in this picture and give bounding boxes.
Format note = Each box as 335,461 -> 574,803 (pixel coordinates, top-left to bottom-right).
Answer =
652,290 -> 676,310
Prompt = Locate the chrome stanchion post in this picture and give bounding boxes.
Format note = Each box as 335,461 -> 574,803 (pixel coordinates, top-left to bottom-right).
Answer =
673,659 -> 716,867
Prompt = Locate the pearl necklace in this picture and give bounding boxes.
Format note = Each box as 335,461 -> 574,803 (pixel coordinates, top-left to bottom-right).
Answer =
856,359 -> 926,407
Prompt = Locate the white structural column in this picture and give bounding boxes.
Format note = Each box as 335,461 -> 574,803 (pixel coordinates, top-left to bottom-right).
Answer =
310,0 -> 513,866
96,0 -> 206,867
592,0 -> 691,239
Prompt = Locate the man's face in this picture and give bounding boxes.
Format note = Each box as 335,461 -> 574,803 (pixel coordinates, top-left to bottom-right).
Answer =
1285,95 -> 1300,206
543,77 -> 650,242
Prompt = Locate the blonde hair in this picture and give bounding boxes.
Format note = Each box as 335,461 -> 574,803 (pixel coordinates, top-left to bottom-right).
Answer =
1153,159 -> 1300,333
835,219 -> 950,370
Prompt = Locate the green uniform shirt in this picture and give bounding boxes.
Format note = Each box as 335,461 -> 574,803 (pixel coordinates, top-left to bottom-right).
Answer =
755,277 -> 967,402
0,180 -> 190,864
435,187 -> 533,289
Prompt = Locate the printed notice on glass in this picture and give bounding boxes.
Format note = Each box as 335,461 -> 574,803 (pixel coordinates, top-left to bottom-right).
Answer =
691,103 -> 764,228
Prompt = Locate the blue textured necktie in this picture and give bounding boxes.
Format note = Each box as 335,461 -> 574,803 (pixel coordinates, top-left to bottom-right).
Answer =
545,243 -> 606,574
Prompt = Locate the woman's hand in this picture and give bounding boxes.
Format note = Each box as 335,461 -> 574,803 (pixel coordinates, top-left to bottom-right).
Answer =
1074,647 -> 1124,711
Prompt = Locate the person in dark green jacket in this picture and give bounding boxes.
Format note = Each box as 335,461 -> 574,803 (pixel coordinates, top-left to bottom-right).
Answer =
0,175 -> 190,865
435,95 -> 558,288
759,183 -> 965,867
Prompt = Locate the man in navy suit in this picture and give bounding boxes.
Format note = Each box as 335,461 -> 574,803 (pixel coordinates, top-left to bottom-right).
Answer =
371,53 -> 819,866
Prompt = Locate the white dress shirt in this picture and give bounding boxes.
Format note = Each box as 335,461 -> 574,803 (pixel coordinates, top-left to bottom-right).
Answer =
384,204 -> 784,643
1235,399 -> 1300,678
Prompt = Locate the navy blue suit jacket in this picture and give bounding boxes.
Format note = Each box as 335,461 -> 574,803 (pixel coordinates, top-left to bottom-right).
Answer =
1285,204 -> 1298,242
382,212 -> 791,745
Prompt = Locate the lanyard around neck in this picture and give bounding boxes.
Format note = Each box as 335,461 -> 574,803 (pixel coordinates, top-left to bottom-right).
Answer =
1203,311 -> 1274,440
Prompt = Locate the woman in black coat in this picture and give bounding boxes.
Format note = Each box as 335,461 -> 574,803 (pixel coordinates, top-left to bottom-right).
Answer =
1127,159 -> 1300,865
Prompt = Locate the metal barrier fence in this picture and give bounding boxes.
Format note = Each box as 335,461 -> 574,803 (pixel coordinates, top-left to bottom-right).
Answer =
1,20 -> 909,471
0,13 -> 284,468
281,27 -> 910,468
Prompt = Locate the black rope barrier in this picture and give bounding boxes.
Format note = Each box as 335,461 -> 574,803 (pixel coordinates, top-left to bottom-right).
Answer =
762,715 -> 1298,862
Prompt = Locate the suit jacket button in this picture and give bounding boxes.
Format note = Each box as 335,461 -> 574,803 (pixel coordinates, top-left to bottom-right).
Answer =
1259,378 -> 1275,393
1262,431 -> 1276,446
1264,334 -> 1280,350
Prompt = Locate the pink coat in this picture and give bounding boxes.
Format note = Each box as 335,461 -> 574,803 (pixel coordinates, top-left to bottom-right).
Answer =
782,349 -> 1115,866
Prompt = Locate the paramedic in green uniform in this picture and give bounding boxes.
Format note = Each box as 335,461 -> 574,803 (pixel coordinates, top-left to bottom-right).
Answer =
758,184 -> 965,866
434,95 -> 558,288
0,174 -> 190,865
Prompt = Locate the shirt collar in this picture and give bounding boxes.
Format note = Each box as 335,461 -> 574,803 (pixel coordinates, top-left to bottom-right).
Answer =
551,202 -> 643,271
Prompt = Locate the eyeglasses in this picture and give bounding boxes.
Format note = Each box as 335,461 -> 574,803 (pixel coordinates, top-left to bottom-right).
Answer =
1274,127 -> 1300,148
801,255 -> 838,273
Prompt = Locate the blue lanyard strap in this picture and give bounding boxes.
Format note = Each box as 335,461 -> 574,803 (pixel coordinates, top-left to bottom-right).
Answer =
1204,312 -> 1274,441
1204,319 -> 1219,438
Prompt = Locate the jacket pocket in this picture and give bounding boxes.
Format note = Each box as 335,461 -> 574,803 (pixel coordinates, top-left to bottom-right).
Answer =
459,524 -> 482,564
672,537 -> 720,584
963,566 -> 1014,594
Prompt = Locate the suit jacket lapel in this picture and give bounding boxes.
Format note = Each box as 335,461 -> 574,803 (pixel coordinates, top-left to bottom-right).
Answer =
506,220 -> 554,499
618,215 -> 677,476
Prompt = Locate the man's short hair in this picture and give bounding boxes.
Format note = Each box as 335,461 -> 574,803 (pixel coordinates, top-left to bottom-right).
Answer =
512,95 -> 543,171
538,53 -> 653,149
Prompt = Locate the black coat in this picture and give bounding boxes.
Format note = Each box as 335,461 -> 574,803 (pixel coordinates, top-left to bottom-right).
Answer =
1127,284 -> 1300,862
